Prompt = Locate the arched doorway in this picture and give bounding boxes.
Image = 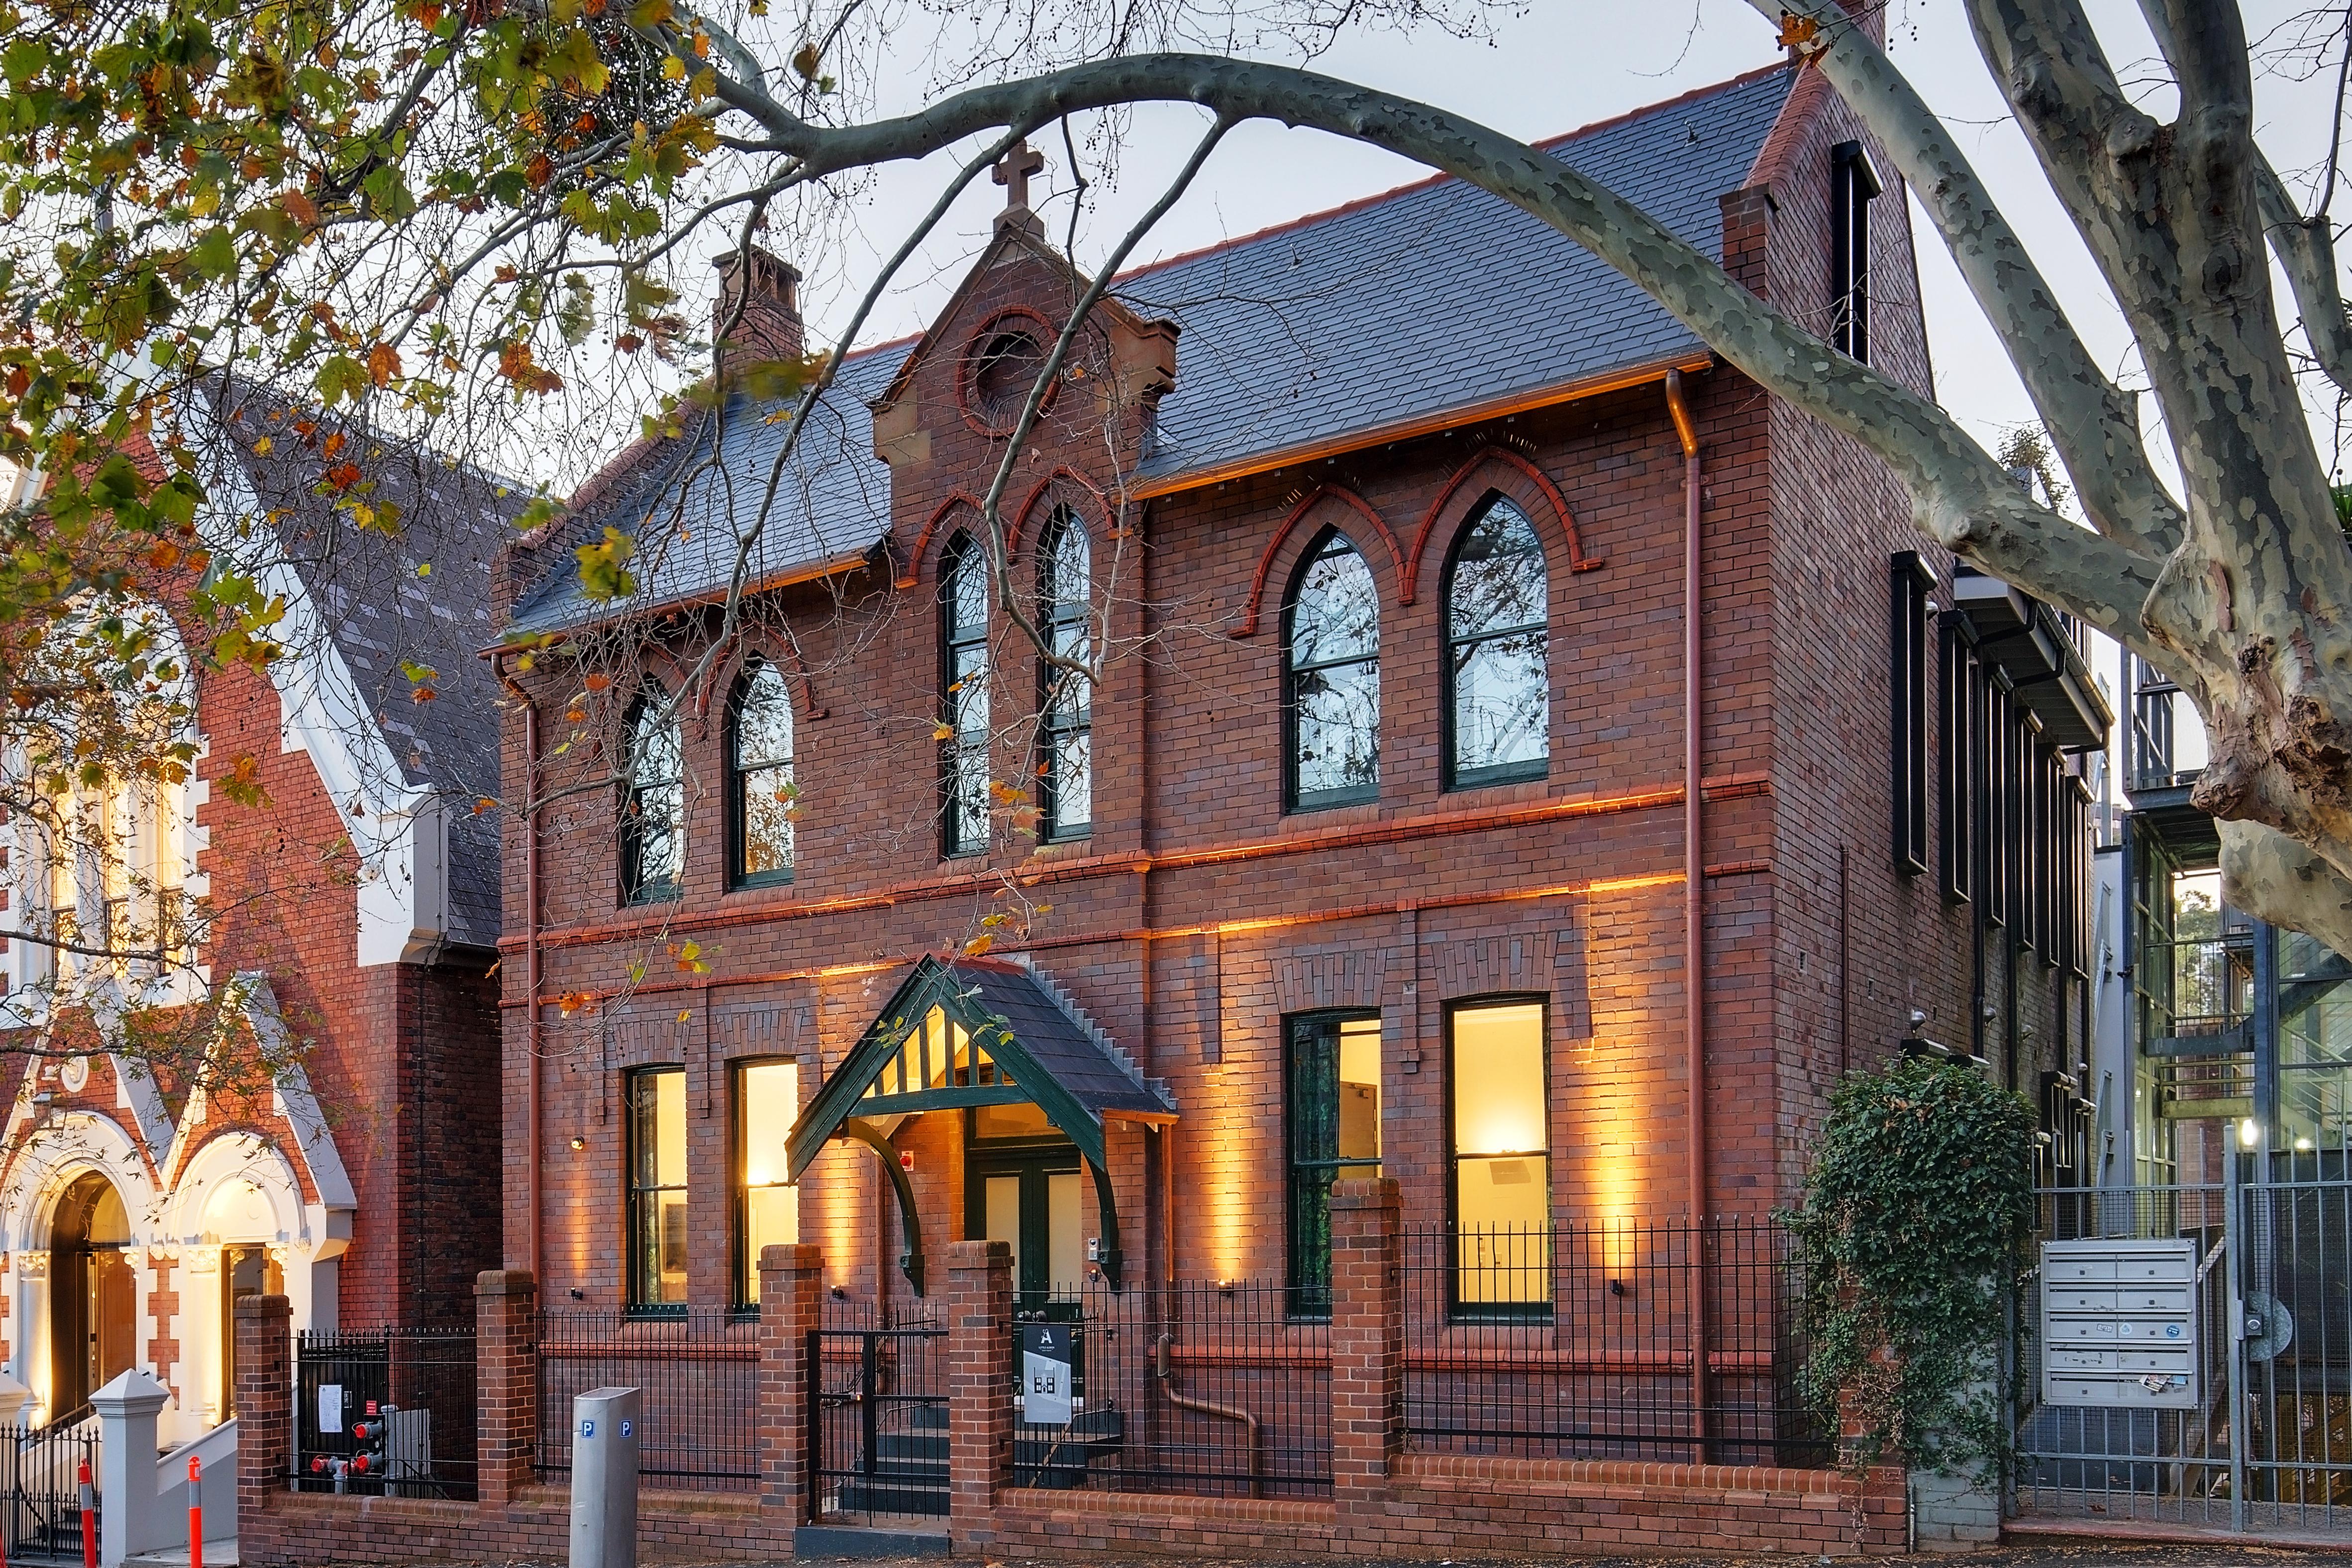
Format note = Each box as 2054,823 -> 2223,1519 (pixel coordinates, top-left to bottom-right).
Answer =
204,1178 -> 282,1420
49,1172 -> 135,1419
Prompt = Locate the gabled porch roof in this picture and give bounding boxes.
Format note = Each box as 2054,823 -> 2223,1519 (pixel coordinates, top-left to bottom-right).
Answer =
785,955 -> 1175,1181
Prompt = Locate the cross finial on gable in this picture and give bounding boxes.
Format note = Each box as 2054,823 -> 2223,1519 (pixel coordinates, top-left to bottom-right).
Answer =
992,139 -> 1046,232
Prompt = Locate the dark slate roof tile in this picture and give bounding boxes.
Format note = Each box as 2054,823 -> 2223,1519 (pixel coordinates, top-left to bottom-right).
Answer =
517,65 -> 1791,637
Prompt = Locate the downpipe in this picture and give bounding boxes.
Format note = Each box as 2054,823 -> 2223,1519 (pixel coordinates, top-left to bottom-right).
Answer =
1152,1332 -> 1262,1497
498,659 -> 543,1287
1664,367 -> 1711,1462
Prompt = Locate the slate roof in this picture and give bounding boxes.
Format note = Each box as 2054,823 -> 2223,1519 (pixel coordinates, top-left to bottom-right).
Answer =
513,63 -> 1794,637
958,956 -> 1175,1120
503,344 -> 910,638
205,379 -> 526,949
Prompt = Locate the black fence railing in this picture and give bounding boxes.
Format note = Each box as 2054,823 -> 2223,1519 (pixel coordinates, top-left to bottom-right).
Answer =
537,1309 -> 760,1491
292,1328 -> 479,1499
1012,1280 -> 1334,1499
1403,1221 -> 1829,1468
811,1317 -> 949,1523
0,1416 -> 96,1559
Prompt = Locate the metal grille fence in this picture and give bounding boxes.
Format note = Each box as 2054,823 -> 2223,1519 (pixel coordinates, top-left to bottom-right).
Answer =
2012,1184 -> 2235,1529
292,1328 -> 478,1499
811,1311 -> 947,1524
537,1310 -> 760,1491
2241,1173 -> 2352,1527
0,1417 -> 95,1559
1403,1221 -> 1828,1467
1012,1281 -> 1333,1498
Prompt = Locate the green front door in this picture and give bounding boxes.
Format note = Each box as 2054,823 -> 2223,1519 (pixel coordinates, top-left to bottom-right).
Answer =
966,1140 -> 1085,1318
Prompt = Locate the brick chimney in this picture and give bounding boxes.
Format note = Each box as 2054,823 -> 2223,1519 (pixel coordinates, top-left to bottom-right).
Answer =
713,245 -> 805,385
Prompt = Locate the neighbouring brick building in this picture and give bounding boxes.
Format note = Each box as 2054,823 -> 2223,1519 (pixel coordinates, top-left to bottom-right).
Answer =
0,379 -> 511,1444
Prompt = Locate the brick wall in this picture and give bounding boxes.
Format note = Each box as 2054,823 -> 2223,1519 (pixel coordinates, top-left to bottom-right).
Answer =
238,1232 -> 1904,1567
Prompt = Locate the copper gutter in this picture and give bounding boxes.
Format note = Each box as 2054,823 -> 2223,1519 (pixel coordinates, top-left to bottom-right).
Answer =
1126,353 -> 1715,501
1663,367 -> 1710,1462
498,658 -> 544,1288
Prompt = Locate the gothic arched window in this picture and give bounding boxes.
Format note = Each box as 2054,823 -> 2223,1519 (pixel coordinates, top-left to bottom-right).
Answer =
1284,529 -> 1380,809
1038,509 -> 1092,840
730,660 -> 795,887
941,536 -> 993,856
1444,497 -> 1550,787
621,690 -> 685,904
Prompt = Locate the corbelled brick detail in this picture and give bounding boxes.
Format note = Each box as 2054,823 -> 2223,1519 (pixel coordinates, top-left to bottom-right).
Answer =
235,1294 -> 294,1525
756,1243 -> 823,1515
474,1270 -> 538,1506
1329,1177 -> 1403,1500
946,1239 -> 1014,1544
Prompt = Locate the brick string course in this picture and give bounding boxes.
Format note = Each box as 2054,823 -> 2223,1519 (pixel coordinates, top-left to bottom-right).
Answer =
237,1203 -> 1903,1565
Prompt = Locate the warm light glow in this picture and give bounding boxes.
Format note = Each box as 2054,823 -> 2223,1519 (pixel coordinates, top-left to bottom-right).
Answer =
1453,1003 -> 1547,1157
2240,1117 -> 2262,1149
2297,1137 -> 2317,1152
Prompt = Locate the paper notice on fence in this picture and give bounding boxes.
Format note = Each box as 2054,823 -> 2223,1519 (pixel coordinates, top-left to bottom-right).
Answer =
319,1384 -> 343,1433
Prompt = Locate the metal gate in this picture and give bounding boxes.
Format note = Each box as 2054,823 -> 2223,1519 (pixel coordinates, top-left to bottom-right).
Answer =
2012,1167 -> 2352,1536
809,1323 -> 948,1523
0,1417 -> 96,1560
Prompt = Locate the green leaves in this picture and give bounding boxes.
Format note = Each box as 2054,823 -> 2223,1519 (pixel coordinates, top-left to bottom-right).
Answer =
1785,1056 -> 2038,1477
574,524 -> 636,602
314,354 -> 369,407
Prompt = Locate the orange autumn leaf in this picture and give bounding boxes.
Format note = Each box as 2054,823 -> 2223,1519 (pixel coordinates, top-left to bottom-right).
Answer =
367,341 -> 402,387
281,188 -> 319,226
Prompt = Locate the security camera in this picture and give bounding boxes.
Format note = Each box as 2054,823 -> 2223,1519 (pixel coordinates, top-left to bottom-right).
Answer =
1908,1009 -> 1928,1031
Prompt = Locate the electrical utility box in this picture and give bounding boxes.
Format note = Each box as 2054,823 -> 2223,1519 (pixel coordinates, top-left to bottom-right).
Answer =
568,1386 -> 642,1568
2039,1239 -> 2199,1410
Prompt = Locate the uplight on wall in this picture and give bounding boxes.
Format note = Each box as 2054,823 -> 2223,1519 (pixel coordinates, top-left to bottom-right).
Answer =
2240,1118 -> 2262,1149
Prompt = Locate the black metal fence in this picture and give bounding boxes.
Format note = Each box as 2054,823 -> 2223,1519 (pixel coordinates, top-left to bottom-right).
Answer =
1403,1220 -> 1828,1468
0,1417 -> 95,1559
292,1328 -> 479,1499
538,1309 -> 761,1491
811,1313 -> 948,1523
1013,1280 -> 1334,1499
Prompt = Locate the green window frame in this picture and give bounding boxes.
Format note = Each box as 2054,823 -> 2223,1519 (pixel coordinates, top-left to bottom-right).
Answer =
626,1065 -> 688,1313
1285,1011 -> 1382,1318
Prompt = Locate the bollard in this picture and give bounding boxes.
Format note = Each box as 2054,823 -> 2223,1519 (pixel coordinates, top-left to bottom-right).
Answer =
187,1456 -> 201,1568
77,1460 -> 95,1568
567,1387 -> 641,1568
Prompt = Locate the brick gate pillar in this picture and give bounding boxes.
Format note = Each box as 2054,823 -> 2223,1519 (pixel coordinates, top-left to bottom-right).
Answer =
944,1240 -> 1012,1546
475,1269 -> 538,1506
1329,1178 -> 1403,1507
233,1294 -> 293,1528
757,1244 -> 824,1518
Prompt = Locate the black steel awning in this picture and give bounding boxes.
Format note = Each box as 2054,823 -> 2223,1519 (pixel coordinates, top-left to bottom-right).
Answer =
1950,567 -> 2114,750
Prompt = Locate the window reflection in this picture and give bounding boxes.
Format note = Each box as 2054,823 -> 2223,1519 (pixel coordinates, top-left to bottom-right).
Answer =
1038,510 -> 1092,839
1445,498 -> 1549,785
622,693 -> 684,903
731,662 -> 796,886
942,538 -> 992,855
1285,530 -> 1380,807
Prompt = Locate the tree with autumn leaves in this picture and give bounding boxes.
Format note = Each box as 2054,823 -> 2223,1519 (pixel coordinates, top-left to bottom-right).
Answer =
5,0 -> 2352,970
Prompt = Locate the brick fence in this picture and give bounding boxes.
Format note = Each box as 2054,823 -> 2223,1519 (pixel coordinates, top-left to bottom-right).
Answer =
237,1186 -> 1905,1564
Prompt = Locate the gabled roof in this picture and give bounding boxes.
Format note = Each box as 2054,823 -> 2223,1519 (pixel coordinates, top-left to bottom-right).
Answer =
202,378 -> 525,949
517,63 -> 1795,636
785,954 -> 1175,1181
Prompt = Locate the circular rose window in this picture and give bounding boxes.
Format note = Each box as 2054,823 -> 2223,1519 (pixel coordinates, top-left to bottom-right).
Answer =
965,326 -> 1049,432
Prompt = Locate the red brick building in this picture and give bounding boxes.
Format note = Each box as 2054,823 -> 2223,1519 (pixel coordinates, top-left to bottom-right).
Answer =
0,381 -> 511,1443
487,55 -> 2105,1524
